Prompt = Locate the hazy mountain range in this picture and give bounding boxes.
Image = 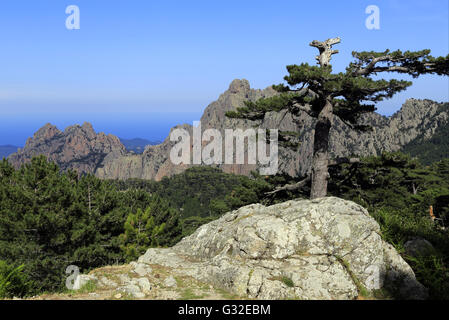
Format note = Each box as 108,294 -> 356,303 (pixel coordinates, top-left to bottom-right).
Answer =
6,79 -> 449,180
0,145 -> 19,159
118,138 -> 161,154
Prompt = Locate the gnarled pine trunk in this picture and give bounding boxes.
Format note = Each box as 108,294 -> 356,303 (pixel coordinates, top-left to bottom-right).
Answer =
308,37 -> 340,199
310,98 -> 333,199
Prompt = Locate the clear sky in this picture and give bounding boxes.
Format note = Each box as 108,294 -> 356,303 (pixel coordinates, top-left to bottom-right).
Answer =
0,0 -> 448,145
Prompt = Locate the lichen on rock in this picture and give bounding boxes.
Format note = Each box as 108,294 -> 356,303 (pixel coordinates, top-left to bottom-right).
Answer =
136,197 -> 428,300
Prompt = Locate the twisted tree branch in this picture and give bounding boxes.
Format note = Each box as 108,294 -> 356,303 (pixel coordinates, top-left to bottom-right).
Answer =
310,37 -> 341,67
265,176 -> 311,196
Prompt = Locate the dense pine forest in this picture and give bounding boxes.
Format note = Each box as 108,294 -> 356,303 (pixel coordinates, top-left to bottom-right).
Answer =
0,153 -> 448,299
0,158 -> 269,296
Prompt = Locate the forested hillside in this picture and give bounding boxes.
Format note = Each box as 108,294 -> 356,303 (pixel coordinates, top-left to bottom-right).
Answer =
1,153 -> 449,299
331,154 -> 449,299
0,158 -> 268,297
401,103 -> 449,164
112,167 -> 270,235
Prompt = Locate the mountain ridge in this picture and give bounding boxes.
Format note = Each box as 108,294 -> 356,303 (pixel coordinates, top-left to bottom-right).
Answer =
95,79 -> 449,180
7,79 -> 449,179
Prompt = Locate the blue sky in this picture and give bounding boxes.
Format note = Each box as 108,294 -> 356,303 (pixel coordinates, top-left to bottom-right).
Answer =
0,0 -> 448,145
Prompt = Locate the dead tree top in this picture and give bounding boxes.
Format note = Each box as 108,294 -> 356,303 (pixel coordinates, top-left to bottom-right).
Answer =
309,37 -> 341,67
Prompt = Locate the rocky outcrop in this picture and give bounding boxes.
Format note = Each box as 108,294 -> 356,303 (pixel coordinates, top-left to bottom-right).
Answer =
8,122 -> 127,174
133,197 -> 427,300
65,197 -> 427,300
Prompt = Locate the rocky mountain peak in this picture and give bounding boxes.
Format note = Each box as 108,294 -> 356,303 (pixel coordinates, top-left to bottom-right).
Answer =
228,79 -> 251,94
82,121 -> 94,131
392,98 -> 442,120
9,122 -> 127,174
32,123 -> 61,142
63,122 -> 96,138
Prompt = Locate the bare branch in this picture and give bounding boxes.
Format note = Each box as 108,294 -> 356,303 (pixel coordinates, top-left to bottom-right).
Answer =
309,37 -> 341,67
355,59 -> 411,76
265,176 -> 311,196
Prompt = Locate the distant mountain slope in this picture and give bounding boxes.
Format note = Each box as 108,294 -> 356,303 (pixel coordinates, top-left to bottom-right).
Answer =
8,122 -> 126,173
401,103 -> 449,164
0,145 -> 19,159
119,138 -> 161,154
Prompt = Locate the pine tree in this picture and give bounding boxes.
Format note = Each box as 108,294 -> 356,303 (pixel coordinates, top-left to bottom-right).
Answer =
227,37 -> 449,199
119,196 -> 181,261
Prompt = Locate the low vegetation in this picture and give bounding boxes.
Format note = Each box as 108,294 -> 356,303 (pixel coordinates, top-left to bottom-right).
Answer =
0,261 -> 30,299
331,153 -> 449,299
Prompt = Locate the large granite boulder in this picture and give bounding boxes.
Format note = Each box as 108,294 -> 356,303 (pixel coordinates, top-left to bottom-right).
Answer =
137,197 -> 428,300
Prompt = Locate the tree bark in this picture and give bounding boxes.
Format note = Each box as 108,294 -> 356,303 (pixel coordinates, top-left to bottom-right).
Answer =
308,37 -> 340,199
310,98 -> 333,199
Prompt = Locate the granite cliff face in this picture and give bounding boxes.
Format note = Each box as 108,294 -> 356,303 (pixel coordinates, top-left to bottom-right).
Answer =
8,122 -> 126,174
8,79 -> 448,179
97,79 -> 449,180
96,80 -> 282,180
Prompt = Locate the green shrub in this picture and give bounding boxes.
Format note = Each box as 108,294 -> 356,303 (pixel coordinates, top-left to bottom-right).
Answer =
371,208 -> 437,247
405,255 -> 449,300
119,196 -> 182,262
371,207 -> 449,299
0,261 -> 31,298
326,153 -> 449,299
78,280 -> 98,294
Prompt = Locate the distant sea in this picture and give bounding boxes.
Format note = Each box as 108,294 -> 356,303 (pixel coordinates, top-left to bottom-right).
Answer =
0,112 -> 203,146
